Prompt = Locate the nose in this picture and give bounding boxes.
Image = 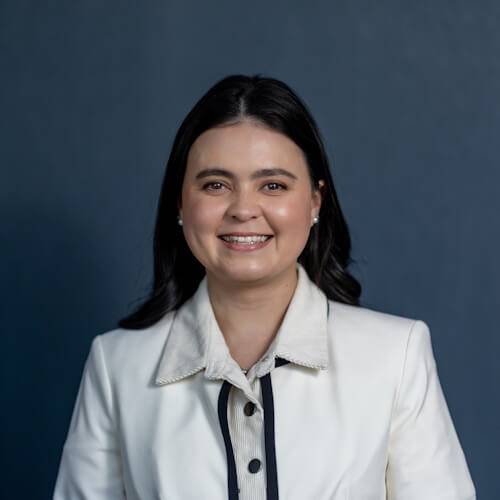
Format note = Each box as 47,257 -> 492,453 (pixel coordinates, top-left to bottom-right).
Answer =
225,190 -> 262,221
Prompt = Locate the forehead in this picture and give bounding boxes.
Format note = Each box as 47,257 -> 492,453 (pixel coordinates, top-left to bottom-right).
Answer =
186,121 -> 307,175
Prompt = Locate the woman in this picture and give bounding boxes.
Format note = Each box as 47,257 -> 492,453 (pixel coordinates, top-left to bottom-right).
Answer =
53,74 -> 476,499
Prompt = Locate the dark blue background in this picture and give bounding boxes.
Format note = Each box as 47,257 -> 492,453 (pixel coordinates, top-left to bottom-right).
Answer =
1,1 -> 498,498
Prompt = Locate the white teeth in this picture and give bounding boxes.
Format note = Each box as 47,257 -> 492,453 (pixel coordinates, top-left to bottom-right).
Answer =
221,235 -> 271,243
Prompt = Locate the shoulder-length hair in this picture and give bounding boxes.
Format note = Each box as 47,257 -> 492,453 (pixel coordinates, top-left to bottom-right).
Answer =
118,74 -> 361,329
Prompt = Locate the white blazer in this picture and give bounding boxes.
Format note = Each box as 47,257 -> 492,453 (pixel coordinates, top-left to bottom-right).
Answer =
53,262 -> 476,499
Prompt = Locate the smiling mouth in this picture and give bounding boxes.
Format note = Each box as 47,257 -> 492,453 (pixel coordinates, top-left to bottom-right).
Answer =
217,235 -> 274,251
218,235 -> 273,242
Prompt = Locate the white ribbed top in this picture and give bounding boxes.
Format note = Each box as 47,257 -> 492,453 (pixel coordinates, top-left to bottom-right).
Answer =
228,365 -> 267,500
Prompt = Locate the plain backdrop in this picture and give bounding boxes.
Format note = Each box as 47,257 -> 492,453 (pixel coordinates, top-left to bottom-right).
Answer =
1,1 -> 498,498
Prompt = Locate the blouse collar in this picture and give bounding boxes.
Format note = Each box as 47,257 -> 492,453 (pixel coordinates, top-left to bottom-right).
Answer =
154,261 -> 330,387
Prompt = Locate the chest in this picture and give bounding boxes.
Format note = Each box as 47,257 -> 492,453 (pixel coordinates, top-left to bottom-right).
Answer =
115,363 -> 395,500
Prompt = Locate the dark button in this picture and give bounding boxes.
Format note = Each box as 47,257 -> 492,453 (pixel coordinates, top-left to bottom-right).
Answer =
248,458 -> 261,473
244,402 -> 256,416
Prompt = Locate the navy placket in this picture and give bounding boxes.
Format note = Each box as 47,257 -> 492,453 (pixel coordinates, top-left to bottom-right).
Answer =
217,357 -> 289,500
217,299 -> 330,499
217,380 -> 240,500
260,358 -> 289,500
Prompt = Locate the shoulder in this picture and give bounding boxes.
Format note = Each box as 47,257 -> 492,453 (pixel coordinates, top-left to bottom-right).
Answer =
328,299 -> 419,337
90,310 -> 177,370
327,299 -> 430,367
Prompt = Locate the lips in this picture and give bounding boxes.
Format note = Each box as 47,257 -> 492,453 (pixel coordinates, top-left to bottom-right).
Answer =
218,234 -> 273,237
218,235 -> 273,240
218,234 -> 274,251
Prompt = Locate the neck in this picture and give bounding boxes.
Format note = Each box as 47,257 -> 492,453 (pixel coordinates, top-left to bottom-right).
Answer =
206,263 -> 299,363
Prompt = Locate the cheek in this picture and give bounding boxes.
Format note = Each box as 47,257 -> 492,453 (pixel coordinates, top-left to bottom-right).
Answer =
184,196 -> 222,229
182,197 -> 225,251
272,199 -> 311,230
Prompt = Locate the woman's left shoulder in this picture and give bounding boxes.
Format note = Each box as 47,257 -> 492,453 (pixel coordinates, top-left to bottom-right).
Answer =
327,299 -> 426,352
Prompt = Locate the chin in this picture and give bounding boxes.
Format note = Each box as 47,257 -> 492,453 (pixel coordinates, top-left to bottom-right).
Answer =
217,263 -> 274,281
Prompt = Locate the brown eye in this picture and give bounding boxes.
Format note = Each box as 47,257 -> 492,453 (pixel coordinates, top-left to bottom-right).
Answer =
264,182 -> 287,191
202,182 -> 226,191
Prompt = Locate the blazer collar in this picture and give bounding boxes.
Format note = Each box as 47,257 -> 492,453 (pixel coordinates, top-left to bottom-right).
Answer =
155,262 -> 330,385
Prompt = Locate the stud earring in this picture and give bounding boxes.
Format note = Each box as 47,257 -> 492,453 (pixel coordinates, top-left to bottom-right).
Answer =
177,215 -> 183,226
312,215 -> 319,225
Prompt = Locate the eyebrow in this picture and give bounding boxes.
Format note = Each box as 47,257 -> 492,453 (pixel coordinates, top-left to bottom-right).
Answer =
195,167 -> 298,181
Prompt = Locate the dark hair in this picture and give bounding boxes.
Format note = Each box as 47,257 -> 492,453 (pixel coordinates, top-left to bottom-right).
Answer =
118,74 -> 361,329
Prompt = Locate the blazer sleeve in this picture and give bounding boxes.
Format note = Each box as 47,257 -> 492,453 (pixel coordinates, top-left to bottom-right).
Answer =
53,335 -> 126,499
385,320 -> 476,500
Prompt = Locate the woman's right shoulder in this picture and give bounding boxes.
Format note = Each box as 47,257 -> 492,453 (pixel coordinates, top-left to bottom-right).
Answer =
91,309 -> 177,368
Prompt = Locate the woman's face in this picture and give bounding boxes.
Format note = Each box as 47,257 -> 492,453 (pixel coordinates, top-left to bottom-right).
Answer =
179,120 -> 324,285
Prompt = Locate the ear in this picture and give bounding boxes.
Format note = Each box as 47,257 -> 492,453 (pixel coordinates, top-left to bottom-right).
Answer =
311,179 -> 325,216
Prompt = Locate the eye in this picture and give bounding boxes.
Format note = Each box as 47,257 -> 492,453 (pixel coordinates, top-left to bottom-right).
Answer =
264,182 -> 287,191
201,181 -> 288,192
202,182 -> 226,191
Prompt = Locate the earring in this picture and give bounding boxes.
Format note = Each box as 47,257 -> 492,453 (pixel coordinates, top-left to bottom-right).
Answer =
177,215 -> 183,226
312,215 -> 319,225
